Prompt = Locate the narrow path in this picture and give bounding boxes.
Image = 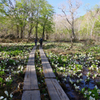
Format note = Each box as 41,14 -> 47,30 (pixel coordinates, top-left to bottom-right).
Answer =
22,46 -> 41,100
22,46 -> 69,100
39,47 -> 69,100
39,47 -> 56,78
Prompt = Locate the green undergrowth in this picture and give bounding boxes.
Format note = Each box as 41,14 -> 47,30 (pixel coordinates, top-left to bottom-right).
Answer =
0,43 -> 34,100
44,42 -> 100,100
44,42 -> 100,57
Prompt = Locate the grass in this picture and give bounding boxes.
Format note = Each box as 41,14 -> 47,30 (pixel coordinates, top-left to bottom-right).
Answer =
0,42 -> 34,100
43,41 -> 100,100
0,41 -> 100,100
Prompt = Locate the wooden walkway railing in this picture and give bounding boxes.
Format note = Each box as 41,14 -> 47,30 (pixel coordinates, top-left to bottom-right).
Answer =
39,47 -> 69,100
22,46 -> 41,100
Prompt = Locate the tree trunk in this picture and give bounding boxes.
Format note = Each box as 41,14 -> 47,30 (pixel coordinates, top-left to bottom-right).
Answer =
35,22 -> 38,40
28,12 -> 34,39
72,27 -> 75,38
45,31 -> 49,40
72,16 -> 76,39
20,26 -> 23,39
70,35 -> 73,48
16,25 -> 19,38
20,23 -> 26,39
28,24 -> 34,39
90,20 -> 96,39
42,24 -> 45,40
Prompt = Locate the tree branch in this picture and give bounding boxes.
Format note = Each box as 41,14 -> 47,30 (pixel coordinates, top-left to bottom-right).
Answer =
58,7 -> 72,26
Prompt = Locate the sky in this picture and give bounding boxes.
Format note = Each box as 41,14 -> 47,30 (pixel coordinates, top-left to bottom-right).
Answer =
47,0 -> 100,16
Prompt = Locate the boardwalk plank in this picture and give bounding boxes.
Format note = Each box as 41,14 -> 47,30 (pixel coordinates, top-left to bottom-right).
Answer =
39,47 -> 69,100
23,66 -> 30,90
30,65 -> 38,90
23,46 -> 39,90
45,79 -> 69,100
23,46 -> 69,100
51,79 -> 69,100
45,79 -> 60,100
39,47 -> 56,78
22,90 -> 41,100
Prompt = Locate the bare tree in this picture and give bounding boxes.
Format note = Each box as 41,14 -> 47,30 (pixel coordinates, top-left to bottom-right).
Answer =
87,6 -> 100,39
59,0 -> 82,40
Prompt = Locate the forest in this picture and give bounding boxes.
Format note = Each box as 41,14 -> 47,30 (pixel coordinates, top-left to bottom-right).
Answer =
0,0 -> 100,100
0,0 -> 100,42
0,0 -> 54,41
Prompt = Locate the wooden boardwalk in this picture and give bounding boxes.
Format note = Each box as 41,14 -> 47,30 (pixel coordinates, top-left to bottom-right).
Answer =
22,46 -> 69,100
39,47 -> 69,100
39,47 -> 56,78
22,46 -> 41,100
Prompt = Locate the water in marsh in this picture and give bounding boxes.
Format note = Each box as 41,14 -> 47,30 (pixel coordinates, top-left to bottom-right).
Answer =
60,74 -> 99,100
